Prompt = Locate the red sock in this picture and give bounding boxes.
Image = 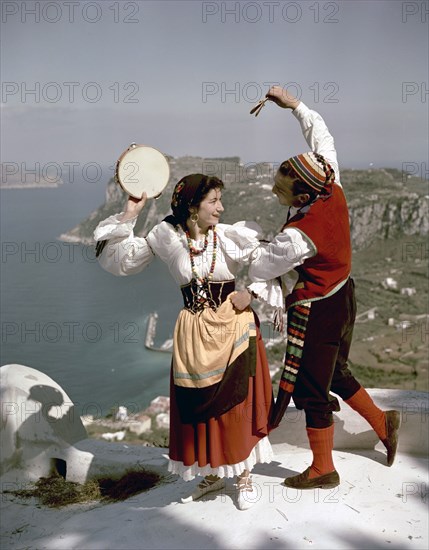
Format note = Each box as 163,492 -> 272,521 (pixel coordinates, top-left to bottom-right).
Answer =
345,387 -> 387,440
306,425 -> 335,478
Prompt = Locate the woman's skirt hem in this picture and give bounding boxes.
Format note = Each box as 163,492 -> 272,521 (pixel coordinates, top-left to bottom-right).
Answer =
167,436 -> 273,481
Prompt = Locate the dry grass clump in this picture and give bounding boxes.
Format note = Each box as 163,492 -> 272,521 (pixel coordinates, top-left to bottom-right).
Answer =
5,469 -> 161,507
97,469 -> 161,501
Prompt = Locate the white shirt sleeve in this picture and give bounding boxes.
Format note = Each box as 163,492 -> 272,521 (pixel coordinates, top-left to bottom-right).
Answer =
248,102 -> 337,291
220,221 -> 263,265
292,102 -> 341,187
248,227 -> 316,282
93,213 -> 155,276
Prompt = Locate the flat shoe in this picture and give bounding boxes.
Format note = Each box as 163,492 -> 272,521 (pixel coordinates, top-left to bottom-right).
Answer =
382,410 -> 401,467
181,477 -> 225,503
283,467 -> 340,490
234,475 -> 256,511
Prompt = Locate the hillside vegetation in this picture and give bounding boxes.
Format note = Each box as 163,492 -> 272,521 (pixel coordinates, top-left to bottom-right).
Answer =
60,158 -> 428,392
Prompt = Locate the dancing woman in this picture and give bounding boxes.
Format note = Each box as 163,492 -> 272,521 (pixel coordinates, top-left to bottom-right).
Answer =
94,174 -> 274,510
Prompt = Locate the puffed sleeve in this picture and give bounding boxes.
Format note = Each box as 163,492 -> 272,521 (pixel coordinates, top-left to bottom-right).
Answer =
145,221 -> 183,264
220,221 -> 263,264
93,213 -> 155,276
221,222 -> 284,309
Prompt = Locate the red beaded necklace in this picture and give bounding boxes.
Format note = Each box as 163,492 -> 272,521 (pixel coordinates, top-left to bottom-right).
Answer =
185,226 -> 217,285
185,228 -> 210,255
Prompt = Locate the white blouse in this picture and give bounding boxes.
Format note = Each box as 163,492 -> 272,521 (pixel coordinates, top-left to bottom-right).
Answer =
94,101 -> 335,307
93,216 -> 284,307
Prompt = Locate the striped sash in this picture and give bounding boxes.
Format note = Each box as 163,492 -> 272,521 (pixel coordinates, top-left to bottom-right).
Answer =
270,302 -> 312,428
279,303 -> 312,392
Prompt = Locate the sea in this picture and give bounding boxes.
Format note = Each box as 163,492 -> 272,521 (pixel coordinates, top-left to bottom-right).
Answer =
0,181 -> 183,417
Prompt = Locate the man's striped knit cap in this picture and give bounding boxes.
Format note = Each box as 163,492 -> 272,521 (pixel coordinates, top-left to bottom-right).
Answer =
287,152 -> 332,192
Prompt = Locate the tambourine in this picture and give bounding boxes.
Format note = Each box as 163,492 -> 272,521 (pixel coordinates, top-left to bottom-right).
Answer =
115,143 -> 170,199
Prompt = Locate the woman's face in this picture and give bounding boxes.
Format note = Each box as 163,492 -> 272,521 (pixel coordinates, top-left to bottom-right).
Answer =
193,187 -> 224,229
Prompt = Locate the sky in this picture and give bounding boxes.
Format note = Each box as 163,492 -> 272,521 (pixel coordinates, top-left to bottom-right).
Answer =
1,0 -> 428,178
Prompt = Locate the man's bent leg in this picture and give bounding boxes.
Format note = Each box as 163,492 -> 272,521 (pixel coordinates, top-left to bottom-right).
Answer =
330,288 -> 401,467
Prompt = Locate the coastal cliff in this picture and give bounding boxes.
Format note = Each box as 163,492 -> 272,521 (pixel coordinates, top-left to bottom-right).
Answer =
58,160 -> 428,251
56,159 -> 428,391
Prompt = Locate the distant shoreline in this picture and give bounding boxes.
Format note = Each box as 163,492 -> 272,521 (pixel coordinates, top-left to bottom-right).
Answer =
1,183 -> 62,189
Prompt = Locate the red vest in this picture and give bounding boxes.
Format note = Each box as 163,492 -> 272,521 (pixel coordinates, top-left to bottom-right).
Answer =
285,184 -> 351,309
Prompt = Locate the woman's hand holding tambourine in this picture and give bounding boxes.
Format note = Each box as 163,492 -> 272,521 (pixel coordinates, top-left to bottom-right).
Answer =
119,192 -> 148,222
97,140 -> 170,259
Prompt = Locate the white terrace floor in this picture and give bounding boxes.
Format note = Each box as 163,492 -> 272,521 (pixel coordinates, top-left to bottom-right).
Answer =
1,389 -> 428,550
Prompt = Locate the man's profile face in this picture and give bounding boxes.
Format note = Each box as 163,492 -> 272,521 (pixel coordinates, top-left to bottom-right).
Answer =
272,171 -> 297,207
272,170 -> 311,208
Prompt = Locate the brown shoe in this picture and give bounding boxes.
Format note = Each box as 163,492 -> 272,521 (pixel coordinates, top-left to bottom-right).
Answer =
283,467 -> 340,490
382,410 -> 401,467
